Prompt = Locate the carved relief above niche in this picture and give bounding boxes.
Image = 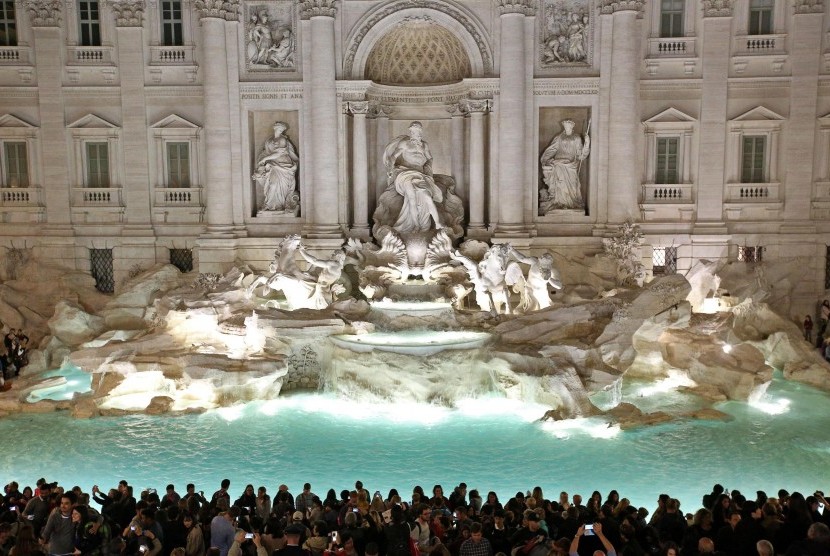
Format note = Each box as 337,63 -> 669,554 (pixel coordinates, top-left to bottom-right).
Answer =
244,1 -> 297,72
540,0 -> 592,69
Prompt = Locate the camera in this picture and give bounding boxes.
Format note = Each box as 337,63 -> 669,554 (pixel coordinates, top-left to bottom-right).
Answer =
139,546 -> 149,553
8,506 -> 16,512
352,508 -> 359,513
584,524 -> 595,536
26,515 -> 34,521
245,533 -> 254,540
131,526 -> 137,532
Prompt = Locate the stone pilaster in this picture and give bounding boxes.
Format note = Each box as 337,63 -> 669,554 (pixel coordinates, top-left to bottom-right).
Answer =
603,0 -> 642,223
301,0 -> 341,238
494,0 -> 534,237
695,5 -> 732,227
348,101 -> 370,236
783,4 -> 823,223
116,3 -> 153,236
462,99 -> 489,234
373,105 -> 392,202
196,0 -> 239,238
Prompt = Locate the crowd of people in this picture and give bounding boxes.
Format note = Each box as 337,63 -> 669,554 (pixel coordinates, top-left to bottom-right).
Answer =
0,478 -> 828,556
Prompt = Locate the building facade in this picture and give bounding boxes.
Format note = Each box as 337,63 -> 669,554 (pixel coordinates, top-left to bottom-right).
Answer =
0,0 -> 827,311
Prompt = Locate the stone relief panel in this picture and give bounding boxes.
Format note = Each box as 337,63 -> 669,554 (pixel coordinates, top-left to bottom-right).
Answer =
249,110 -> 300,217
540,0 -> 591,68
244,1 -> 296,71
538,107 -> 591,216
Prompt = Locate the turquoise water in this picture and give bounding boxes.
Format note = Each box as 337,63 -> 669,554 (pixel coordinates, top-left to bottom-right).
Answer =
25,366 -> 93,402
1,372 -> 829,512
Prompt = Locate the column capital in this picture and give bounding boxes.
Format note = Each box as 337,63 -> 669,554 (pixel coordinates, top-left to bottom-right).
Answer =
194,0 -> 240,21
369,104 -> 393,118
496,0 -> 536,16
701,0 -> 735,17
300,0 -> 337,19
112,0 -> 145,27
461,99 -> 491,114
22,0 -> 62,27
446,103 -> 468,117
346,101 -> 371,115
599,0 -> 644,14
793,0 -> 823,14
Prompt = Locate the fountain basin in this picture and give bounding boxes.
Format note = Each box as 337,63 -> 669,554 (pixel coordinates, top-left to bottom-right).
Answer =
331,330 -> 490,356
369,300 -> 453,318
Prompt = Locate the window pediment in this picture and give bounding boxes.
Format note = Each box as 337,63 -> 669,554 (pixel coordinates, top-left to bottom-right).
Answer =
0,114 -> 37,129
67,113 -> 120,129
150,114 -> 200,130
643,107 -> 696,133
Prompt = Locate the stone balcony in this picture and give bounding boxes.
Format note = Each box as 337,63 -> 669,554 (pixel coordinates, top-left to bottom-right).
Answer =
732,34 -> 788,74
71,187 -> 124,224
150,45 -> 197,66
152,187 -> 204,224
644,37 -> 698,76
0,187 -> 44,222
0,46 -> 31,65
724,182 -> 783,219
66,46 -> 116,66
639,183 -> 695,221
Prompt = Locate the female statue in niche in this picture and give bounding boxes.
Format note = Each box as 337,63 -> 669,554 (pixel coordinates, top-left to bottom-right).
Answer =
540,118 -> 590,211
253,121 -> 299,214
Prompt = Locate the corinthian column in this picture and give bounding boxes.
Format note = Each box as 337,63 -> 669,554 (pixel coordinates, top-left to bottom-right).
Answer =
302,0 -> 341,238
463,99 -> 490,235
495,0 -> 534,237
194,0 -> 239,237
447,104 -> 466,200
348,101 -> 370,236
602,0 -> 643,224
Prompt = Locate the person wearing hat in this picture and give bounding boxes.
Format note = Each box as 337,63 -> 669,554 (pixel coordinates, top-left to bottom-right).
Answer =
509,511 -> 548,556
210,506 -> 240,556
274,522 -> 309,556
292,511 -> 311,543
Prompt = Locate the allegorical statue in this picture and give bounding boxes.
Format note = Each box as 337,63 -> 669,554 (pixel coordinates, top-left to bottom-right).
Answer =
382,121 -> 445,233
253,121 -> 299,214
540,119 -> 590,212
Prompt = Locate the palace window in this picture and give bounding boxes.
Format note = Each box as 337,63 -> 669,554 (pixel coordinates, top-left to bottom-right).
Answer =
737,246 -> 764,263
150,114 -> 201,189
160,0 -> 184,46
659,0 -> 684,38
85,142 -> 109,187
655,137 -> 679,185
741,136 -> 766,183
2,142 -> 28,188
0,0 -> 16,47
166,142 -> 190,187
652,246 -> 678,275
748,0 -> 773,35
78,0 -> 102,47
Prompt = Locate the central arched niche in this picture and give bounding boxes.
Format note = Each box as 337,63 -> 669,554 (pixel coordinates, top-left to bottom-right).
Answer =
364,18 -> 472,85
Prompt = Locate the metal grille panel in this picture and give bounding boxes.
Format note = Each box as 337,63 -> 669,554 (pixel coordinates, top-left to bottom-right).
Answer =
652,246 -> 677,275
738,246 -> 763,263
170,248 -> 193,273
825,246 -> 830,290
90,248 -> 114,293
